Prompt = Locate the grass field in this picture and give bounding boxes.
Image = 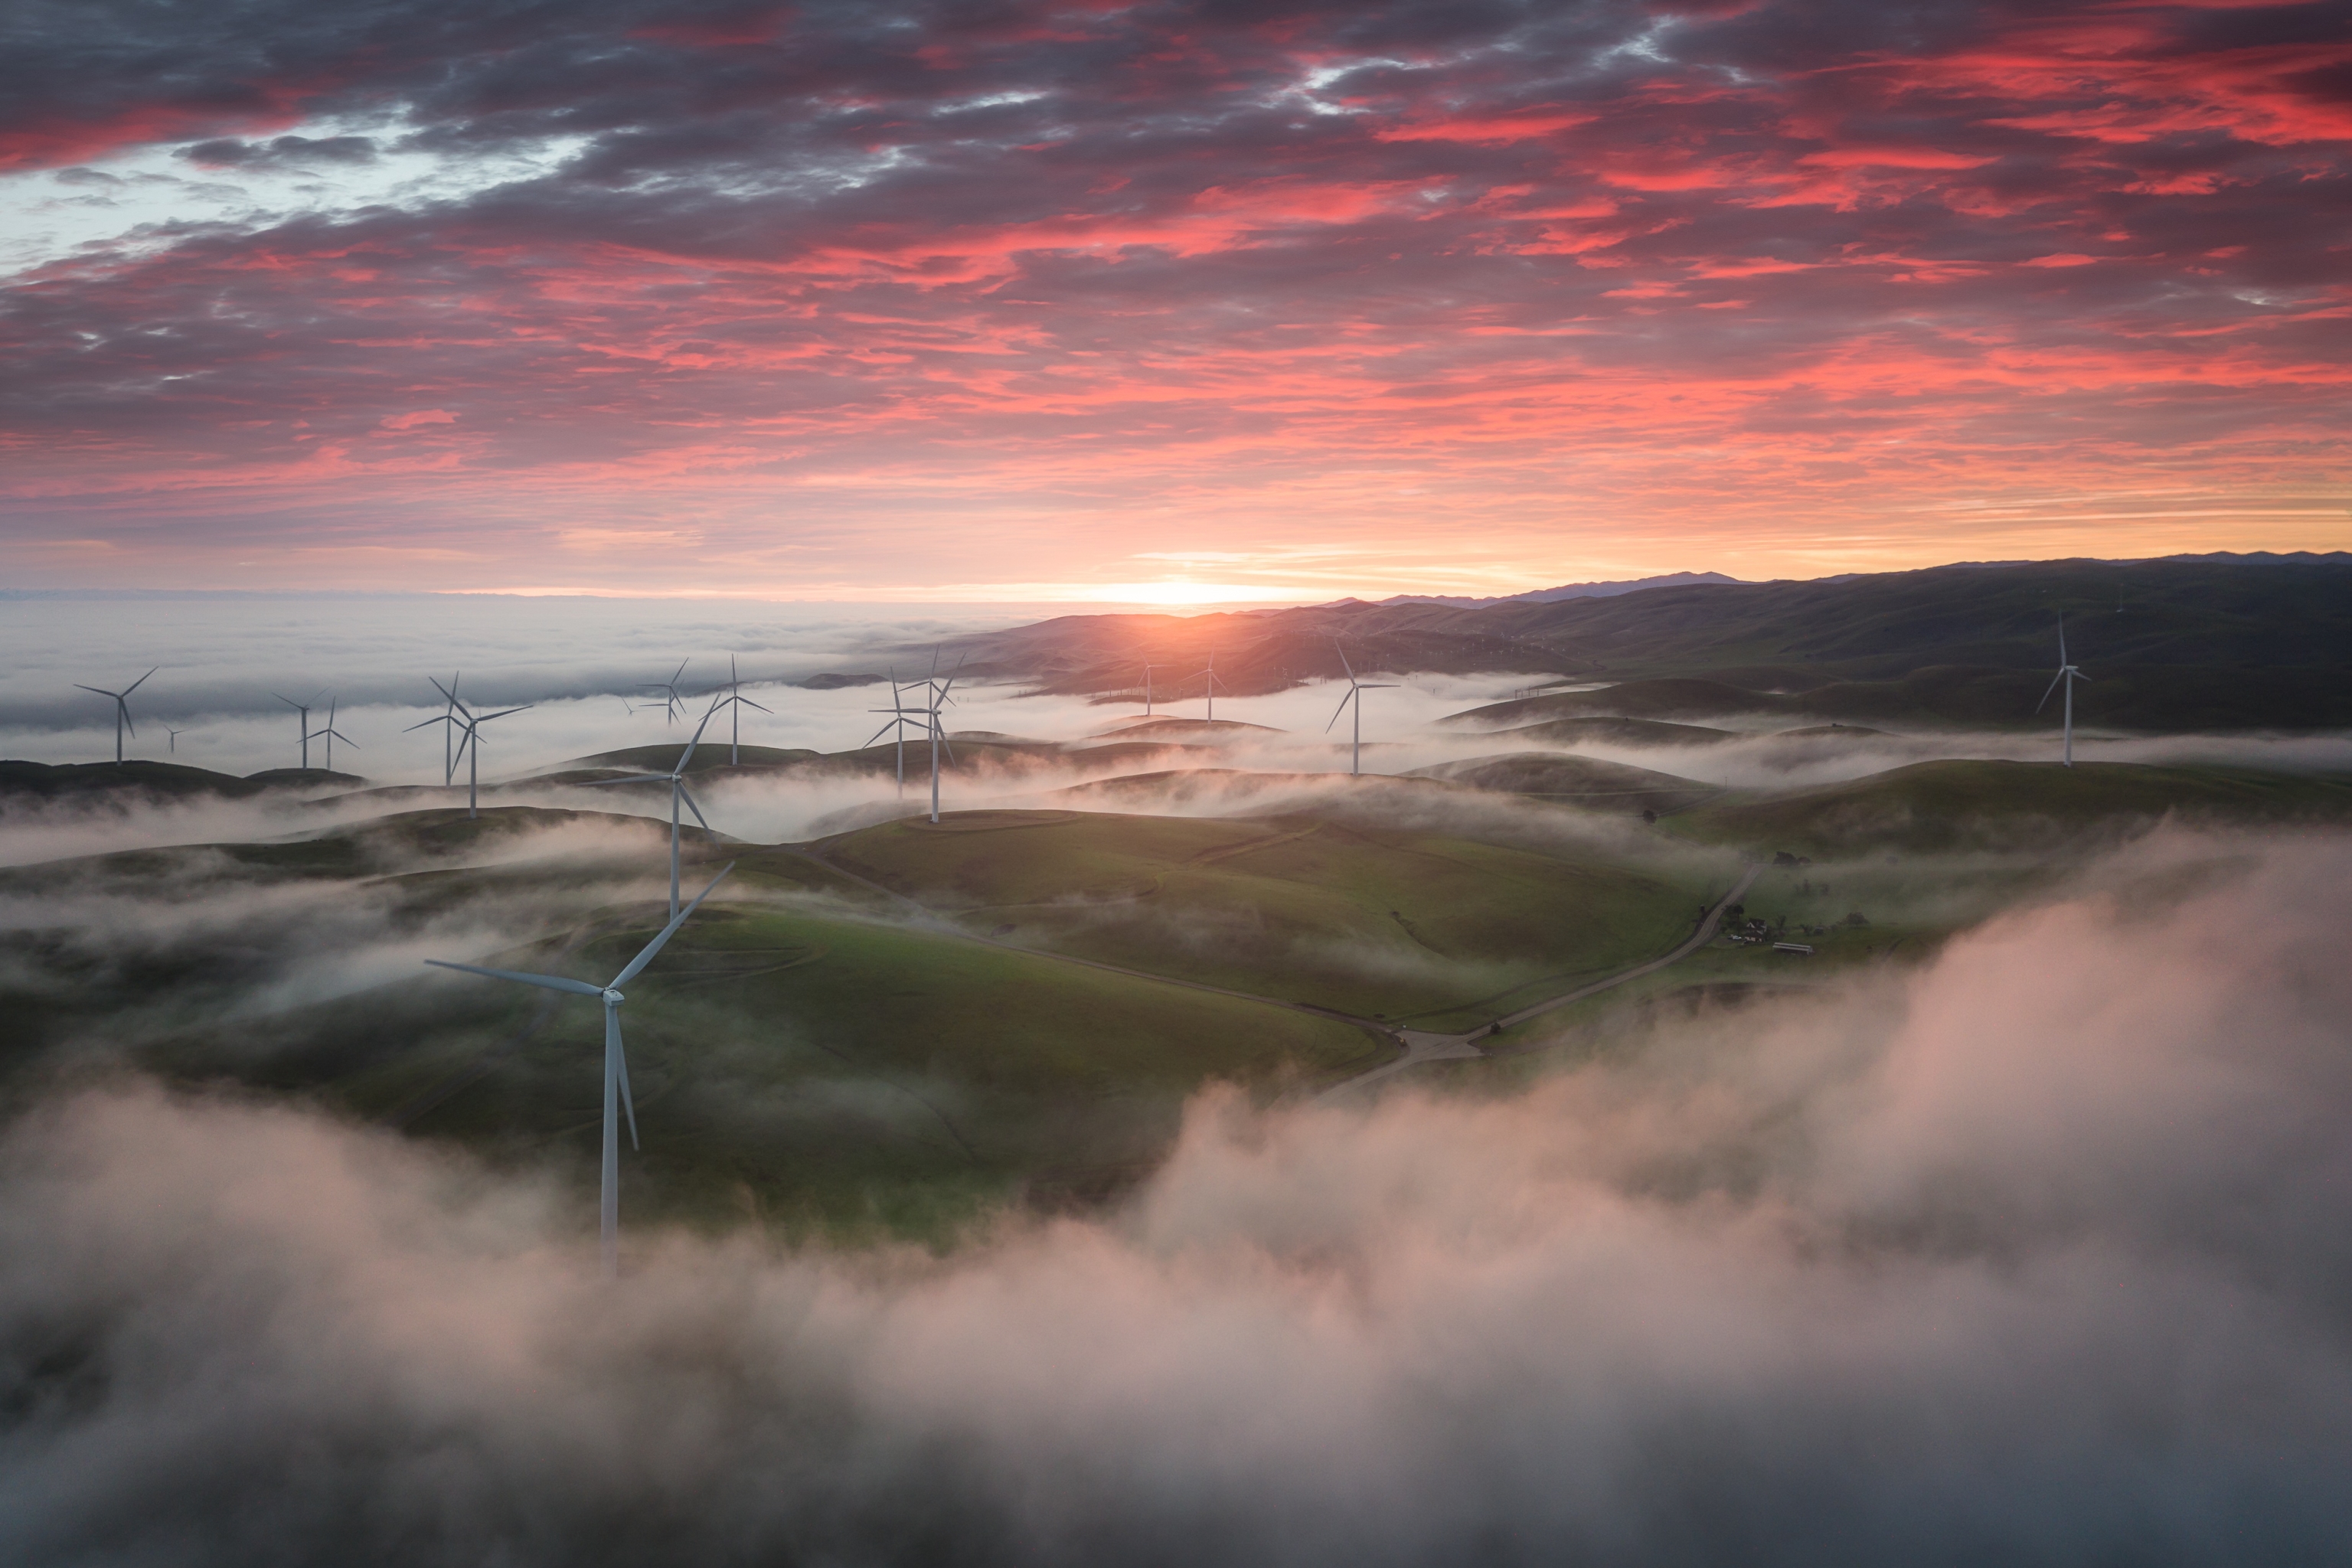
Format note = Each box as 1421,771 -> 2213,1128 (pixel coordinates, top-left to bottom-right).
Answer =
1673,760 -> 2352,856
818,808 -> 1710,1031
1408,752 -> 1715,814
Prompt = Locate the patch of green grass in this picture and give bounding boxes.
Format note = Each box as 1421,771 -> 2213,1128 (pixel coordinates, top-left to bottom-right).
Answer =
1675,760 -> 2352,857
822,808 -> 1707,1030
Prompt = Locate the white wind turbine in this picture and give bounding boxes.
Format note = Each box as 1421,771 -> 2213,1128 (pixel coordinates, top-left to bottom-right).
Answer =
1186,650 -> 1229,723
307,698 -> 359,773
639,661 -> 689,725
1140,661 -> 1171,717
1325,644 -> 1398,775
864,667 -> 928,799
74,668 -> 156,765
407,676 -> 531,818
2036,616 -> 2092,768
867,650 -> 964,823
428,863 -> 733,1279
589,698 -> 723,919
272,690 -> 324,769
709,655 -> 772,765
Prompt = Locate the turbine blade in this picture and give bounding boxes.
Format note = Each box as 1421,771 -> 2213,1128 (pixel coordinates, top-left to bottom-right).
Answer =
73,684 -> 113,697
124,667 -> 157,695
862,720 -> 897,748
474,705 -> 532,723
609,863 -> 736,987
403,714 -> 457,733
1325,690 -> 1353,733
611,1009 -> 639,1152
677,783 -> 712,834
2035,670 -> 2064,713
673,700 -> 720,775
585,773 -> 673,786
1335,643 -> 1356,681
425,959 -> 605,997
740,697 -> 773,714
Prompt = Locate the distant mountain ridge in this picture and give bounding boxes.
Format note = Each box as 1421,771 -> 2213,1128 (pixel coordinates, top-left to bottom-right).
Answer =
1367,570 -> 1743,606
935,556 -> 2352,731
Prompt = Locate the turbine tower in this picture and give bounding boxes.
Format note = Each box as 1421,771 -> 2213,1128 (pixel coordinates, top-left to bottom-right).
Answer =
307,699 -> 359,773
273,691 -> 323,770
1140,661 -> 1170,717
74,668 -> 156,766
639,661 -> 689,725
407,676 -> 531,818
589,698 -> 723,918
428,863 -> 734,1279
1324,644 -> 1398,776
1186,651 -> 1229,723
864,668 -> 927,799
913,658 -> 963,824
709,655 -> 772,766
2036,617 -> 2092,768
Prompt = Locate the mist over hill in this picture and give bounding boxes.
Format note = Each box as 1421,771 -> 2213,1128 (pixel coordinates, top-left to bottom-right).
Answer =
939,558 -> 2352,730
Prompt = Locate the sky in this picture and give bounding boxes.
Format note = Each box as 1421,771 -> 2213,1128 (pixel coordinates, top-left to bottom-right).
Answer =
2,0 -> 2348,602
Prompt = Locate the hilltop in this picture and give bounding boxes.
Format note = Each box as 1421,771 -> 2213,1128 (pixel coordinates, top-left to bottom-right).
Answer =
927,557 -> 2352,730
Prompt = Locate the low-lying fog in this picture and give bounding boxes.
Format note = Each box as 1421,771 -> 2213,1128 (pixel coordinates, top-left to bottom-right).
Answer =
2,827 -> 2347,1564
7,592 -> 2349,870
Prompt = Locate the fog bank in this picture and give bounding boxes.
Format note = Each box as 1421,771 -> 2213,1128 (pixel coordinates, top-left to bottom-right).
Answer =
2,831 -> 2349,1562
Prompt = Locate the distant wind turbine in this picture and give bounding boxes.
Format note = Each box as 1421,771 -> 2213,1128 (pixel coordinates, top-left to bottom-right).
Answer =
2036,616 -> 2092,768
1140,661 -> 1171,717
867,648 -> 964,823
589,698 -> 722,919
427,863 -> 734,1279
74,668 -> 156,766
307,698 -> 358,773
273,690 -> 324,770
407,676 -> 531,818
709,655 -> 772,766
1325,644 -> 1399,776
865,667 -> 927,799
164,725 -> 183,756
1186,650 -> 1229,723
639,661 -> 689,725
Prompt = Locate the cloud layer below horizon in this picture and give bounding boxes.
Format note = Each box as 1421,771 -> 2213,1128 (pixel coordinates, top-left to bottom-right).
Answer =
3,828 -> 2351,1563
3,0 -> 2348,594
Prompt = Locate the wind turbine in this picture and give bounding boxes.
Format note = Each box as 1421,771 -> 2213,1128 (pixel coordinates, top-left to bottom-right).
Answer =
75,668 -> 155,765
1140,661 -> 1171,718
2036,616 -> 2092,768
1186,650 -> 1229,723
639,661 -> 689,726
164,726 -> 183,756
589,698 -> 722,919
427,863 -> 733,1279
1325,644 -> 1399,776
407,676 -> 531,818
708,655 -> 772,766
307,699 -> 358,773
865,668 -> 927,799
867,650 -> 964,823
273,690 -> 324,769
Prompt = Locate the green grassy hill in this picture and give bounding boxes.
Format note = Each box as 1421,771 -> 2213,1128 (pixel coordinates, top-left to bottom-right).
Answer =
1677,760 -> 2352,856
818,808 -> 1707,1031
0,759 -> 272,801
1406,753 -> 1714,815
1485,716 -> 1739,748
